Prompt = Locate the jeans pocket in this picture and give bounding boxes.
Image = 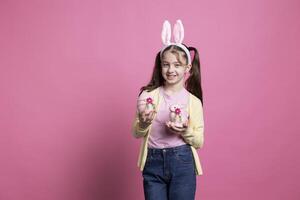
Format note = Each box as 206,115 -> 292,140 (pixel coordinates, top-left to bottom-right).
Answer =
175,149 -> 193,164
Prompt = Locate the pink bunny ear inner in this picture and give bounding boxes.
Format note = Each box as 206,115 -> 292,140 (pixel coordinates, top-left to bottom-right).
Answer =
173,19 -> 184,44
161,20 -> 171,46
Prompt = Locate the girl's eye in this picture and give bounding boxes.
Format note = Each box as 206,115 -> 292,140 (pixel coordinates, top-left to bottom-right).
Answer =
161,63 -> 181,68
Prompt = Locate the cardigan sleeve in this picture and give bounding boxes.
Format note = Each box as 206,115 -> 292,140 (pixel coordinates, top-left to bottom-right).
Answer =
181,99 -> 204,149
131,90 -> 151,138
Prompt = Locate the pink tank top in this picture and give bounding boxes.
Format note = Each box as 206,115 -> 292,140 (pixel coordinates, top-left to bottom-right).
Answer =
148,86 -> 189,148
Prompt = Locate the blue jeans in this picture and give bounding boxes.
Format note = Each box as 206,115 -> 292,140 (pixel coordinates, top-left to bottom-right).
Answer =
142,144 -> 196,200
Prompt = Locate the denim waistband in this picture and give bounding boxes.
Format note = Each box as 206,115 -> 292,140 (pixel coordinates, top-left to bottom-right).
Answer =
147,144 -> 190,154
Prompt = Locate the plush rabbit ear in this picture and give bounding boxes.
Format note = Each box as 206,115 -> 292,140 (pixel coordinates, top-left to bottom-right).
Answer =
173,19 -> 184,44
161,20 -> 171,46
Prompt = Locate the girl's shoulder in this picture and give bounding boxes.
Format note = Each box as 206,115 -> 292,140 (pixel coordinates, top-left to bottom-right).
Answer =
188,92 -> 203,107
138,87 -> 160,100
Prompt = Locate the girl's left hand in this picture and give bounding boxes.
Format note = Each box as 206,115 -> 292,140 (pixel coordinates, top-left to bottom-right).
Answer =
165,121 -> 188,134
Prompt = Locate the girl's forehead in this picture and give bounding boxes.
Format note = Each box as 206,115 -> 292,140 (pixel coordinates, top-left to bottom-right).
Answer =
162,51 -> 180,61
162,51 -> 186,63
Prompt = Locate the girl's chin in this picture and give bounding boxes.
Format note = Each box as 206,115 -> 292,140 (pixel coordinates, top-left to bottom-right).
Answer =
164,77 -> 182,84
165,80 -> 176,85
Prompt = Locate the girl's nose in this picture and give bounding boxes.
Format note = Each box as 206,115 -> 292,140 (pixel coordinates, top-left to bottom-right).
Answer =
167,65 -> 175,72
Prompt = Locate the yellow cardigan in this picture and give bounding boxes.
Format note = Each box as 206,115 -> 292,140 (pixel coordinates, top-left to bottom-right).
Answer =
132,87 -> 205,175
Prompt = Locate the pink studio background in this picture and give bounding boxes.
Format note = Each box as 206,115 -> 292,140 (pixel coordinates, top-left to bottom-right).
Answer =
0,0 -> 299,199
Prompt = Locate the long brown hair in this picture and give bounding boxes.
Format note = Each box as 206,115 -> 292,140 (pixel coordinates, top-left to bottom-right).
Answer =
139,44 -> 203,104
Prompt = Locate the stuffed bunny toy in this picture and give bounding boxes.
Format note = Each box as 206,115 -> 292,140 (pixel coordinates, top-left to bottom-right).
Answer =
137,97 -> 156,114
169,104 -> 188,128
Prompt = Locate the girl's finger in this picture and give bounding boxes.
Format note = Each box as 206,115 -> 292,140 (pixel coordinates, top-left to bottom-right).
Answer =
183,122 -> 188,128
142,112 -> 147,122
150,111 -> 155,119
144,111 -> 153,123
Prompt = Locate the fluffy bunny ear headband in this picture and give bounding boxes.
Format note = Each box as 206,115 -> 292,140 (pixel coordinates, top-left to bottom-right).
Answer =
160,19 -> 192,65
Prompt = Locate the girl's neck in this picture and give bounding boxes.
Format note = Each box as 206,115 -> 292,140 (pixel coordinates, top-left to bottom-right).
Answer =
162,84 -> 185,95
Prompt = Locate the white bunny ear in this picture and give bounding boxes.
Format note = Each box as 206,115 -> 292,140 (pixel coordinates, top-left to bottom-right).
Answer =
161,20 -> 171,46
173,19 -> 184,44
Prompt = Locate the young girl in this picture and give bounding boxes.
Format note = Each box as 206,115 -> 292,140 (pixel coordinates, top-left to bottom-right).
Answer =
132,19 -> 204,200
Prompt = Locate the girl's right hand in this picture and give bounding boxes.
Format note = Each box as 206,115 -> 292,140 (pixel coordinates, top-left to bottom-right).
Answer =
138,109 -> 156,129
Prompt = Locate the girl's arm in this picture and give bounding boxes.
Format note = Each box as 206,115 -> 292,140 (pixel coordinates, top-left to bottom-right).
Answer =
131,90 -> 152,138
181,99 -> 204,149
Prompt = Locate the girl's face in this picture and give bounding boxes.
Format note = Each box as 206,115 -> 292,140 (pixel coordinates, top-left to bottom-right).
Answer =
161,50 -> 191,87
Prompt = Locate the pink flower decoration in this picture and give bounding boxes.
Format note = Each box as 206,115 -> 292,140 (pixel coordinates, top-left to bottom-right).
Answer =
146,97 -> 153,104
175,108 -> 181,115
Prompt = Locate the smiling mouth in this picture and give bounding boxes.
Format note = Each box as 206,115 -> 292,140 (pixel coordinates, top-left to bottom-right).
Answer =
167,75 -> 176,79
